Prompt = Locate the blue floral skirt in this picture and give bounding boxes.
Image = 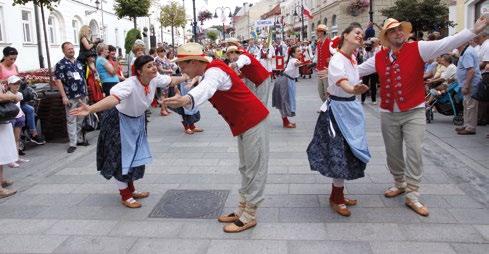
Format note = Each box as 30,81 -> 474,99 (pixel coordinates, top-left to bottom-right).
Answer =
97,108 -> 145,182
306,109 -> 365,180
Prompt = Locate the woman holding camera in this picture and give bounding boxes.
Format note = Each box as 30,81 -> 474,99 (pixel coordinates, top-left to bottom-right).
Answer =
78,25 -> 102,66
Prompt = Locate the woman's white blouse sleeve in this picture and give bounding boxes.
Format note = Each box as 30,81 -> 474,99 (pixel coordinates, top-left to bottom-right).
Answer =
110,79 -> 134,101
328,56 -> 347,85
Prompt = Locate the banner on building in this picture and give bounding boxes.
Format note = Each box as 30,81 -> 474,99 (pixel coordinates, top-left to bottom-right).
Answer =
255,20 -> 274,28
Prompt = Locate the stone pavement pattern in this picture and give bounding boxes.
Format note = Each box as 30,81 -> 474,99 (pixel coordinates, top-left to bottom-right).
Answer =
1,76 -> 489,253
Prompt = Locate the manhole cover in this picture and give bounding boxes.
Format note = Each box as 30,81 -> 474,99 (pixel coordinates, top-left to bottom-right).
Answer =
149,189 -> 230,219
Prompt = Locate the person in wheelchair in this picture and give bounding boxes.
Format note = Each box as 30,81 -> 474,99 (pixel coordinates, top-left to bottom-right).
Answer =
426,54 -> 457,105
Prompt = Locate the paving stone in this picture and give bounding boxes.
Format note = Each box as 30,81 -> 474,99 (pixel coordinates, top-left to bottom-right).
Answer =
109,221 -> 182,238
24,183 -> 78,194
443,195 -> 486,208
178,222 -> 253,239
417,208 -> 460,224
206,240 -> 287,254
420,184 -> 466,195
448,208 -> 489,224
261,195 -> 320,208
278,208 -> 329,223
251,223 -> 327,240
400,224 -> 486,243
129,239 -> 210,254
287,240 -> 373,254
370,242 -> 456,254
0,219 -> 57,234
46,219 -> 119,236
0,193 -> 89,207
35,206 -> 106,220
450,243 -> 489,254
0,205 -> 47,219
474,225 -> 489,241
53,236 -> 136,254
289,184 -> 328,194
324,223 -> 405,241
318,194 -> 385,208
0,235 -> 68,253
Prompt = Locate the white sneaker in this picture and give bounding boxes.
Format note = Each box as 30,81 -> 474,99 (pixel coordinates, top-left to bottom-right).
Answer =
8,162 -> 19,168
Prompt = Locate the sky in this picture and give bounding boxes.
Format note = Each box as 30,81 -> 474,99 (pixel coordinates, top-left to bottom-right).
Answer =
180,0 -> 262,28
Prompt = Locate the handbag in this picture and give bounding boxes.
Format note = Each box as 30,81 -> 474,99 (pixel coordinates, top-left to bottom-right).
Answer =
473,73 -> 489,102
0,101 -> 20,122
82,112 -> 99,132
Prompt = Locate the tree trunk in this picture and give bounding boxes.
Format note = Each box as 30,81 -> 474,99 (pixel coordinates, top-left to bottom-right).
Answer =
40,3 -> 53,86
133,17 -> 137,29
171,25 -> 174,47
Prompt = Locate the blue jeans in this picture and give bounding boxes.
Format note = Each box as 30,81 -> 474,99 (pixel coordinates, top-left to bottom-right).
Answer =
20,103 -> 36,134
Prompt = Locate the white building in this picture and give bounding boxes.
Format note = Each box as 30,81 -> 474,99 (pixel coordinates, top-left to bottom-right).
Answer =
0,0 -> 183,71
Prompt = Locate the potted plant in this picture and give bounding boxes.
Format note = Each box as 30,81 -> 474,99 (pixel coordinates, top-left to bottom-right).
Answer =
346,0 -> 369,17
198,10 -> 213,25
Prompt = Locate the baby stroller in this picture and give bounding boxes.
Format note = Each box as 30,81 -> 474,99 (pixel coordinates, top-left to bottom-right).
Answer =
425,82 -> 464,125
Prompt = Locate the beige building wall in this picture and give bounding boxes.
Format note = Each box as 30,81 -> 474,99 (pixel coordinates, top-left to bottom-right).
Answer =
234,0 -> 277,40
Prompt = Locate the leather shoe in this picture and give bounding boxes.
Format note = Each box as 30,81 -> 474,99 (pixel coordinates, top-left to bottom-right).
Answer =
77,141 -> 90,146
283,123 -> 296,128
457,129 -> 476,135
329,200 -> 351,217
1,179 -> 13,188
384,186 -> 406,198
0,188 -> 16,199
405,198 -> 429,217
455,126 -> 465,132
121,198 -> 142,208
217,213 -> 239,223
184,128 -> 194,135
223,219 -> 257,233
132,191 -> 149,199
192,126 -> 204,132
67,146 -> 77,153
344,198 -> 357,206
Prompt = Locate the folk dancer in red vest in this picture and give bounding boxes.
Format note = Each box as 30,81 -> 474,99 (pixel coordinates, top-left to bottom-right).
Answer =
358,17 -> 489,216
226,42 -> 272,107
164,43 -> 270,233
313,24 -> 332,102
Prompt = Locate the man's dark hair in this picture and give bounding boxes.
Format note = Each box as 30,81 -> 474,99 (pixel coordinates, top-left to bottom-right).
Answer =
61,42 -> 72,51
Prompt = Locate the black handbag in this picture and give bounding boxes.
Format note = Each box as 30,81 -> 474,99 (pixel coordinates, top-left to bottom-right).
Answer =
474,73 -> 489,102
0,101 -> 20,122
82,112 -> 99,132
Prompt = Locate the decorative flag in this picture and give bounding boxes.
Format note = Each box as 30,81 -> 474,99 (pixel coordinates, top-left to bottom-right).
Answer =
303,5 -> 313,20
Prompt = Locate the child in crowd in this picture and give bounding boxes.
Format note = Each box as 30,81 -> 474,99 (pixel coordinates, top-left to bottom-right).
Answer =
6,75 -> 29,166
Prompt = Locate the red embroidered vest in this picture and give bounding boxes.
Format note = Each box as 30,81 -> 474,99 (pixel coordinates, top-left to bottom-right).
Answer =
316,38 -> 331,71
375,42 -> 425,112
206,59 -> 269,136
240,51 -> 271,86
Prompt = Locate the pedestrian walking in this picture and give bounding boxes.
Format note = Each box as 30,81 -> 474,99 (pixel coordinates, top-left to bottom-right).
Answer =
307,23 -> 370,217
70,55 -> 187,208
358,16 -> 489,216
313,24 -> 332,103
164,43 -> 270,233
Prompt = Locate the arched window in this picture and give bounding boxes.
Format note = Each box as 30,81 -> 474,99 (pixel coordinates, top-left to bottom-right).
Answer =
318,20 -> 321,25
47,10 -> 64,44
72,17 -> 81,43
311,22 -> 315,30
323,18 -> 328,26
89,19 -> 99,40
332,15 -> 337,26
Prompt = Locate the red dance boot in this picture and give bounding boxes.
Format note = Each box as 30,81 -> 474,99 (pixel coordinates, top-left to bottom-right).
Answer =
119,187 -> 141,208
329,184 -> 351,217
282,117 -> 296,128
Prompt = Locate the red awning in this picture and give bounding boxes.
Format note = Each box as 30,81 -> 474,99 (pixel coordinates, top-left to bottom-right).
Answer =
260,4 -> 281,19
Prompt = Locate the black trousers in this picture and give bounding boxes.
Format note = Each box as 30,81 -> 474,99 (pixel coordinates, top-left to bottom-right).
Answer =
361,73 -> 378,103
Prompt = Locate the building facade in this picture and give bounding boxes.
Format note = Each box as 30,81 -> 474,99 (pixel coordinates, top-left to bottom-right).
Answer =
0,0 -> 180,71
451,0 -> 488,34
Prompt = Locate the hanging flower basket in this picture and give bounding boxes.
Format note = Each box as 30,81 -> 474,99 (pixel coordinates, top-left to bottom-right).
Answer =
198,10 -> 213,25
346,0 -> 369,17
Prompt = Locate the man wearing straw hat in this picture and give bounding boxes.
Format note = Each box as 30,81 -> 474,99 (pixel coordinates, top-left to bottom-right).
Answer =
313,24 -> 332,102
164,43 -> 269,233
358,16 -> 489,216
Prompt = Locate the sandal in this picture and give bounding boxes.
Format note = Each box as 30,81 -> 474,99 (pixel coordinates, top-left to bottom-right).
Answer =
121,197 -> 142,208
217,213 -> 239,223
329,201 -> 351,217
384,186 -> 406,198
132,191 -> 150,199
1,179 -> 13,188
0,188 -> 17,199
223,219 -> 257,233
405,198 -> 429,217
283,123 -> 296,128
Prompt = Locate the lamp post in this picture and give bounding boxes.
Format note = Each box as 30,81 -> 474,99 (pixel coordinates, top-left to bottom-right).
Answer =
369,0 -> 373,22
292,0 -> 305,40
214,6 -> 232,40
192,0 -> 197,42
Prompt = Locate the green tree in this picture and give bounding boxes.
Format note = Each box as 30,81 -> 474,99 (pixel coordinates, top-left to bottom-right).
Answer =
380,0 -> 454,35
206,30 -> 218,42
159,1 -> 186,47
124,28 -> 142,54
114,0 -> 151,29
12,0 -> 60,83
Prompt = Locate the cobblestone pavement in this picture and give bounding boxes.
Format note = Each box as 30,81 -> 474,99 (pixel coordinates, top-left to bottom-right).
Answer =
1,76 -> 488,253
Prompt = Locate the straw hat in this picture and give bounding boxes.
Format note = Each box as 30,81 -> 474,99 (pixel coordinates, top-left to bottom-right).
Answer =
379,18 -> 412,46
226,37 -> 241,47
172,43 -> 212,63
225,46 -> 242,54
316,24 -> 328,32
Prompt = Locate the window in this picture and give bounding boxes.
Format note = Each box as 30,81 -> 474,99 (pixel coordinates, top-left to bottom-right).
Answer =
22,10 -> 33,43
48,16 -> 57,44
72,19 -> 80,43
323,18 -> 328,26
332,15 -> 337,26
0,6 -> 5,42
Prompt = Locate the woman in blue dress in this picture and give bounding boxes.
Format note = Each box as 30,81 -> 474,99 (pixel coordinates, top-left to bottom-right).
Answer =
307,22 -> 371,217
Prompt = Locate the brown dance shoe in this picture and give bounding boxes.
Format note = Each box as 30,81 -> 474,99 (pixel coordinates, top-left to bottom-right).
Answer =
283,123 -> 296,128
344,197 -> 358,206
217,213 -> 240,223
455,126 -> 465,132
132,191 -> 150,199
384,186 -> 406,198
121,198 -> 142,208
329,200 -> 351,217
184,128 -> 194,135
405,198 -> 429,217
223,219 -> 257,233
457,129 -> 476,135
191,126 -> 204,132
1,179 -> 13,188
0,188 -> 16,199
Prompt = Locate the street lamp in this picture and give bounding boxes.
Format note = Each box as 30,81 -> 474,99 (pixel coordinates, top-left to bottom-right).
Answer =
369,0 -> 374,22
85,0 -> 100,16
292,0 -> 305,41
214,6 -> 233,40
192,0 -> 198,42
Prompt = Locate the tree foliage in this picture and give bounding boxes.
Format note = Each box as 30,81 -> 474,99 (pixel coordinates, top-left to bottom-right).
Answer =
114,0 -> 151,28
12,0 -> 59,10
159,1 -> 186,28
124,28 -> 142,54
206,30 -> 218,42
380,0 -> 454,33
